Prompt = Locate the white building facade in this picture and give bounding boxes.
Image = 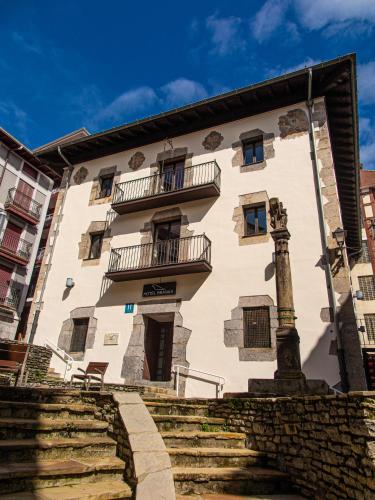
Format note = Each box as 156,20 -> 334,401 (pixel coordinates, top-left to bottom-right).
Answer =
30,56 -> 365,396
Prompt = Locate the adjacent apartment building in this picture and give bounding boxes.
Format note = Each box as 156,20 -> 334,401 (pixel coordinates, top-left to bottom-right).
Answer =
0,128 -> 60,339
28,55 -> 366,396
352,170 -> 375,389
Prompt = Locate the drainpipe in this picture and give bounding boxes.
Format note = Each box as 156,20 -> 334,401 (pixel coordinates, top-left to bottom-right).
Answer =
306,68 -> 349,391
28,146 -> 73,343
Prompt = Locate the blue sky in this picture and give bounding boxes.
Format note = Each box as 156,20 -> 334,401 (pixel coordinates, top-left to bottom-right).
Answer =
1,0 -> 375,166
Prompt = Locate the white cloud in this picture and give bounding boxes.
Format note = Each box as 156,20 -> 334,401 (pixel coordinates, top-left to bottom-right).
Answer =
294,0 -> 375,31
206,14 -> 244,55
360,117 -> 375,167
251,0 -> 290,42
12,31 -> 42,55
161,78 -> 208,107
358,62 -> 375,105
95,87 -> 158,123
0,101 -> 31,142
267,57 -> 321,78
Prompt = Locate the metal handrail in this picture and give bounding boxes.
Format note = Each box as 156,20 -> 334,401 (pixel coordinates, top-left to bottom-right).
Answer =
0,283 -> 21,310
172,365 -> 226,398
108,234 -> 211,273
0,233 -> 32,261
5,187 -> 42,220
44,338 -> 74,381
113,160 -> 221,204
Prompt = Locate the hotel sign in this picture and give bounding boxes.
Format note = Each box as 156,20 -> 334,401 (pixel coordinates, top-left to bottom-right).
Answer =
142,282 -> 176,297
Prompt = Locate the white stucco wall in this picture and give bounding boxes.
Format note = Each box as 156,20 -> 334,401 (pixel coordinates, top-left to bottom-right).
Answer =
33,99 -> 340,395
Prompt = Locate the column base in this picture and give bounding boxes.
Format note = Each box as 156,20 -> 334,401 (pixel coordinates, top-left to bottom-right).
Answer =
230,378 -> 331,397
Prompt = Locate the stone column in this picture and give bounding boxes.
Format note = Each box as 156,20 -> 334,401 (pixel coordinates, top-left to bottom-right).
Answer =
271,219 -> 304,380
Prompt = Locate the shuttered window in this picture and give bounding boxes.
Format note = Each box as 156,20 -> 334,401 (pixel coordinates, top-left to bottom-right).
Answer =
70,318 -> 89,353
243,307 -> 271,348
359,275 -> 375,301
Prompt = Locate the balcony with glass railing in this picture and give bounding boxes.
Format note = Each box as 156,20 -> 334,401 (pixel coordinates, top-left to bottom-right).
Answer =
0,233 -> 32,265
106,234 -> 212,281
0,282 -> 21,311
111,161 -> 221,215
5,188 -> 42,225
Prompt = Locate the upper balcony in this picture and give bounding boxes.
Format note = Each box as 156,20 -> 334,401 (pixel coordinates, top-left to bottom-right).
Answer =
0,282 -> 21,311
5,188 -> 42,225
111,161 -> 221,215
106,234 -> 212,281
0,234 -> 32,266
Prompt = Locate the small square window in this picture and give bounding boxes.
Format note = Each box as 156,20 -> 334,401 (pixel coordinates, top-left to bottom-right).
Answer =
70,318 -> 89,353
243,204 -> 267,236
88,232 -> 103,259
243,307 -> 271,348
243,138 -> 264,165
98,175 -> 114,198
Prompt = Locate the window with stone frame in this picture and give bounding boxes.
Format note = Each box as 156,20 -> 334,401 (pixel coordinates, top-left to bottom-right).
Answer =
359,275 -> 375,301
358,240 -> 371,263
364,314 -> 375,342
88,232 -> 104,259
243,307 -> 271,348
243,203 -> 267,236
242,137 -> 264,165
97,173 -> 114,198
70,318 -> 89,353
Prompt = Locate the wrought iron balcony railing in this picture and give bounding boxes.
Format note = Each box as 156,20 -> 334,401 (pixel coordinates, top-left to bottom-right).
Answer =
112,161 -> 221,214
106,234 -> 212,281
0,233 -> 32,263
5,188 -> 42,223
35,246 -> 46,264
0,283 -> 21,310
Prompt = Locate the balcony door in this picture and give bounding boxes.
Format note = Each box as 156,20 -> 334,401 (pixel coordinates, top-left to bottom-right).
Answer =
143,318 -> 174,381
2,222 -> 22,253
153,219 -> 181,265
161,159 -> 185,192
15,180 -> 33,211
0,263 -> 12,304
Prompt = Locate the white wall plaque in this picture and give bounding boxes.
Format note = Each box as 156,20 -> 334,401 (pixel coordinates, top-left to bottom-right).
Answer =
104,333 -> 119,345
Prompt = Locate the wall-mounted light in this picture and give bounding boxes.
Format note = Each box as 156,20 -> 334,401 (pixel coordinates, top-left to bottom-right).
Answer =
354,290 -> 364,300
66,277 -> 75,288
332,227 -> 347,250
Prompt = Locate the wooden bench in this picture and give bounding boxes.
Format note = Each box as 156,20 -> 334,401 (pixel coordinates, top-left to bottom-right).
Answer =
0,342 -> 30,386
70,362 -> 109,391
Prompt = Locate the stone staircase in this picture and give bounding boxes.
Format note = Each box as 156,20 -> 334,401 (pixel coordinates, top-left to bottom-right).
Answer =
0,390 -> 132,499
145,398 -> 293,497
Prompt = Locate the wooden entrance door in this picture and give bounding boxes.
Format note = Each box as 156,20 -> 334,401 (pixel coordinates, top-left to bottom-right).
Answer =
143,318 -> 174,381
153,220 -> 181,265
2,222 -> 22,253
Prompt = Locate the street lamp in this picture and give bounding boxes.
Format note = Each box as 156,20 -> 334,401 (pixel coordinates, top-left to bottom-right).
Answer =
332,227 -> 347,249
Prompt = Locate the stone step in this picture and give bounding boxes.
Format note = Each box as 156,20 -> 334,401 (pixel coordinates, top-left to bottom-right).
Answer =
0,436 -> 117,462
176,495 -> 306,499
152,415 -> 226,432
168,447 -> 267,468
161,431 -> 246,449
0,387 -> 84,405
0,418 -> 108,440
145,401 -> 209,416
0,479 -> 132,499
173,466 -> 291,496
0,401 -> 96,420
0,456 -> 125,493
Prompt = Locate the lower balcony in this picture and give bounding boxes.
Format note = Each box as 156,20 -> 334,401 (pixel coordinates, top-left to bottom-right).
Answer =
106,234 -> 212,281
0,235 -> 32,266
0,283 -> 21,311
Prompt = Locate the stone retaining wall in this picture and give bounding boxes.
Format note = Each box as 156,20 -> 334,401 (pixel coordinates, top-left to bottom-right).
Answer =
0,338 -> 52,383
208,392 -> 375,499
